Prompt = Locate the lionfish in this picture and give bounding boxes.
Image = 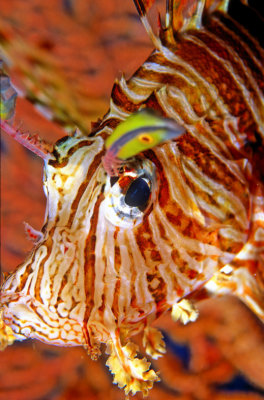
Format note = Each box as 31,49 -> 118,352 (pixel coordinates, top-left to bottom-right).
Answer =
1,0 -> 264,396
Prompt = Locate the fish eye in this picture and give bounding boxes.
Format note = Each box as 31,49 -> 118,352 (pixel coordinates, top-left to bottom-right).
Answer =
124,177 -> 150,208
103,158 -> 156,228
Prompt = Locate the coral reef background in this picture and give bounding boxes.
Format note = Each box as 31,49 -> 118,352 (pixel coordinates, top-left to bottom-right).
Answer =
1,1 -> 264,399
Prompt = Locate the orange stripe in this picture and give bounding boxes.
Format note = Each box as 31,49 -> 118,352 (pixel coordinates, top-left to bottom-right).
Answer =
49,140 -> 94,168
83,194 -> 105,332
215,12 -> 264,65
190,30 -> 263,113
67,150 -> 104,227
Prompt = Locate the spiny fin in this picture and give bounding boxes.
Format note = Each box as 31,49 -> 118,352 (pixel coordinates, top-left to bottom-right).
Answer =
0,62 -> 53,159
168,0 -> 205,32
166,0 -> 230,35
205,0 -> 230,13
133,0 -> 162,50
135,0 -> 231,48
1,120 -> 53,160
205,182 -> 264,325
106,333 -> 159,396
171,299 -> 199,324
143,326 -> 166,359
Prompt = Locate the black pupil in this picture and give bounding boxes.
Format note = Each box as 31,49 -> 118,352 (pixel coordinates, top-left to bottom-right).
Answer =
124,178 -> 151,208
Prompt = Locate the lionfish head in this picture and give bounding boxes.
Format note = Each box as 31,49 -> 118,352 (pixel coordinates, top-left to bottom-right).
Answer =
2,107 -> 239,348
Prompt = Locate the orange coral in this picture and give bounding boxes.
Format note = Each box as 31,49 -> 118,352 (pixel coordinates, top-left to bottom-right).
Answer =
1,1 -> 264,399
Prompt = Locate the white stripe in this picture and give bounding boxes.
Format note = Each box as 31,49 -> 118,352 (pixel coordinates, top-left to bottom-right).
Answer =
203,29 -> 264,118
183,155 -> 249,228
167,86 -> 201,122
212,15 -> 264,71
126,229 -> 153,306
161,45 -> 225,110
131,76 -> 162,89
117,229 -> 133,321
107,97 -> 131,120
186,35 -> 264,136
119,75 -> 150,102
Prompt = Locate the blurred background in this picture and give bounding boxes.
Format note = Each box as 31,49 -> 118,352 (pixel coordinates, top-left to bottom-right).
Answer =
1,1 -> 264,399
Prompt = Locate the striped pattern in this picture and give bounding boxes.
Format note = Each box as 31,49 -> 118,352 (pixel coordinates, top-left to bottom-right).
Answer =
1,1 -> 264,395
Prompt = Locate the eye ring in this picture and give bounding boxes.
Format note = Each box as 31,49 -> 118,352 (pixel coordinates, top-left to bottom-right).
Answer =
103,158 -> 156,228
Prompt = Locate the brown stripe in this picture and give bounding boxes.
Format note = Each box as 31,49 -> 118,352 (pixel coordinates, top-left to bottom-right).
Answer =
138,68 -> 209,122
123,231 -> 137,310
176,133 -> 249,209
144,149 -> 170,208
147,271 -> 166,305
162,89 -> 197,124
215,12 -> 264,65
49,140 -> 95,168
144,91 -> 165,114
95,117 -> 121,132
98,243 -> 107,314
83,193 -> 105,331
111,82 -> 142,112
114,244 -> 121,274
176,37 -> 255,128
67,150 -> 105,227
204,118 -> 246,155
208,15 -> 264,95
16,259 -> 36,293
33,239 -> 53,303
135,218 -> 162,264
139,66 -> 187,87
17,236 -> 53,301
190,30 -> 263,111
111,278 -> 121,321
146,52 -> 219,114
111,81 -> 164,117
